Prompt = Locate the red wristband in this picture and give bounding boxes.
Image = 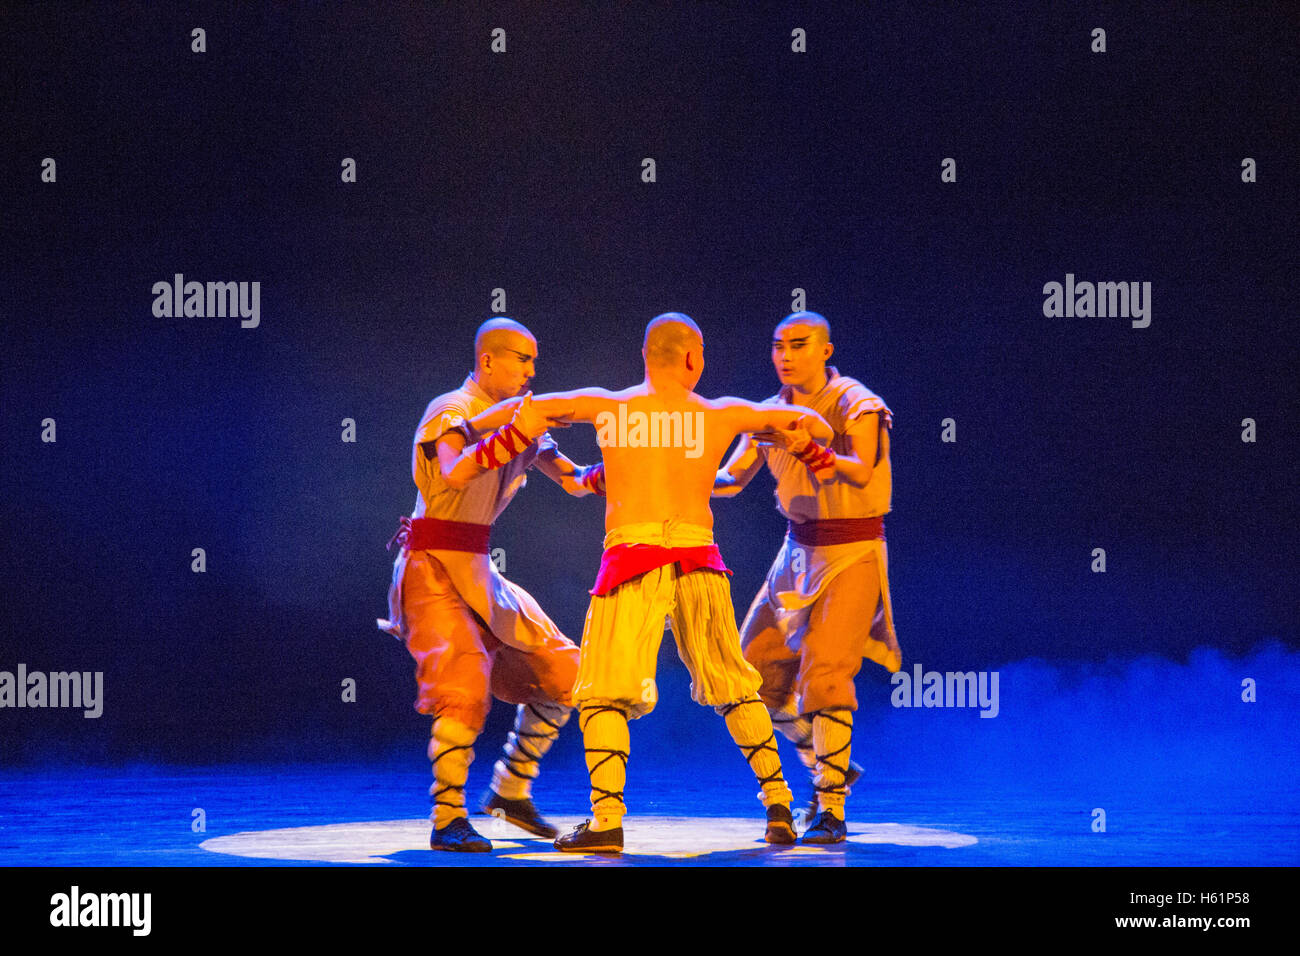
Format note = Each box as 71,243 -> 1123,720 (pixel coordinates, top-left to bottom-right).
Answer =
473,422 -> 532,469
794,441 -> 836,478
580,463 -> 606,496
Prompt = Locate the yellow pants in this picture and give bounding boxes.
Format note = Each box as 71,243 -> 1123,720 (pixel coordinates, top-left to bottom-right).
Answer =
573,521 -> 763,719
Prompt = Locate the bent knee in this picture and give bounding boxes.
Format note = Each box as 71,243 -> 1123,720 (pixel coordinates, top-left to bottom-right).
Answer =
797,672 -> 859,715
433,695 -> 491,734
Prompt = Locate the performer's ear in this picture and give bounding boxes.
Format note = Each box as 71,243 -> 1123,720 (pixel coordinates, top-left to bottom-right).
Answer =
823,341 -> 834,362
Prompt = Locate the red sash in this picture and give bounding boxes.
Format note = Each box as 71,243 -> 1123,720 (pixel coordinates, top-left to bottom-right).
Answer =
787,516 -> 885,548
590,544 -> 730,596
387,517 -> 491,554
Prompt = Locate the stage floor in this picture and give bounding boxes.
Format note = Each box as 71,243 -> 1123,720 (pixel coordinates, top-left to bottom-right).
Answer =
1,759 -> 1295,866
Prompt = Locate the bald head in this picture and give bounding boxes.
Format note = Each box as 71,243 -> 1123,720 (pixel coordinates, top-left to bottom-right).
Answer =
772,311 -> 834,393
474,317 -> 536,360
775,311 -> 831,345
472,317 -> 538,402
643,312 -> 703,369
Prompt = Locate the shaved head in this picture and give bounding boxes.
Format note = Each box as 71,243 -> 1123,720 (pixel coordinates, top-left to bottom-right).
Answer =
474,317 -> 536,359
772,311 -> 833,393
775,311 -> 831,345
643,312 -> 703,369
472,317 -> 538,401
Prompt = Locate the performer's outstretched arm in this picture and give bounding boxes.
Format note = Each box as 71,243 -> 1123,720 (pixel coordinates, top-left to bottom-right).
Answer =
468,388 -> 616,432
758,414 -> 882,487
713,432 -> 765,498
532,445 -> 605,497
715,398 -> 840,482
522,388 -> 618,425
463,396 -> 525,436
446,389 -> 614,493
434,394 -> 556,490
717,398 -> 834,445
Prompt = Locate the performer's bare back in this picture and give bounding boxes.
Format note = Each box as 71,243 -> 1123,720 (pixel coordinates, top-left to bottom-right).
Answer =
589,385 -> 767,530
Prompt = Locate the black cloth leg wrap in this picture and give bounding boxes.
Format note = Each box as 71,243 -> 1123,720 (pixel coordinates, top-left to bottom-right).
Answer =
580,705 -> 629,809
721,698 -> 785,789
431,742 -> 472,809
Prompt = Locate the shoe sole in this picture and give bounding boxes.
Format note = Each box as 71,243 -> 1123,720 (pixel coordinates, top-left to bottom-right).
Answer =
555,842 -> 623,854
801,834 -> 847,845
554,829 -> 624,854
430,842 -> 493,853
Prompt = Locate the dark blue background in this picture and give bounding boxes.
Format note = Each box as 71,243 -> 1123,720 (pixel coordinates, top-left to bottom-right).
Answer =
1,2 -> 1296,765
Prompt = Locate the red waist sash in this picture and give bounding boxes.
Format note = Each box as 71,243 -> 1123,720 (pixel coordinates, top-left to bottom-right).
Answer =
387,516 -> 491,554
590,544 -> 731,596
787,516 -> 885,548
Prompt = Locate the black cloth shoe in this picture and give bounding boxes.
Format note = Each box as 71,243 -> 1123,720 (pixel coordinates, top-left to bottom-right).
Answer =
480,789 -> 559,839
765,804 -> 797,845
554,819 -> 623,854
805,759 -> 863,822
801,810 -> 848,845
430,817 -> 492,852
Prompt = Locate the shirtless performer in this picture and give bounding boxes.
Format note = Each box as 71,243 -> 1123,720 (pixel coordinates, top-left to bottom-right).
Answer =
475,313 -> 836,853
377,318 -> 603,852
714,311 -> 900,844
